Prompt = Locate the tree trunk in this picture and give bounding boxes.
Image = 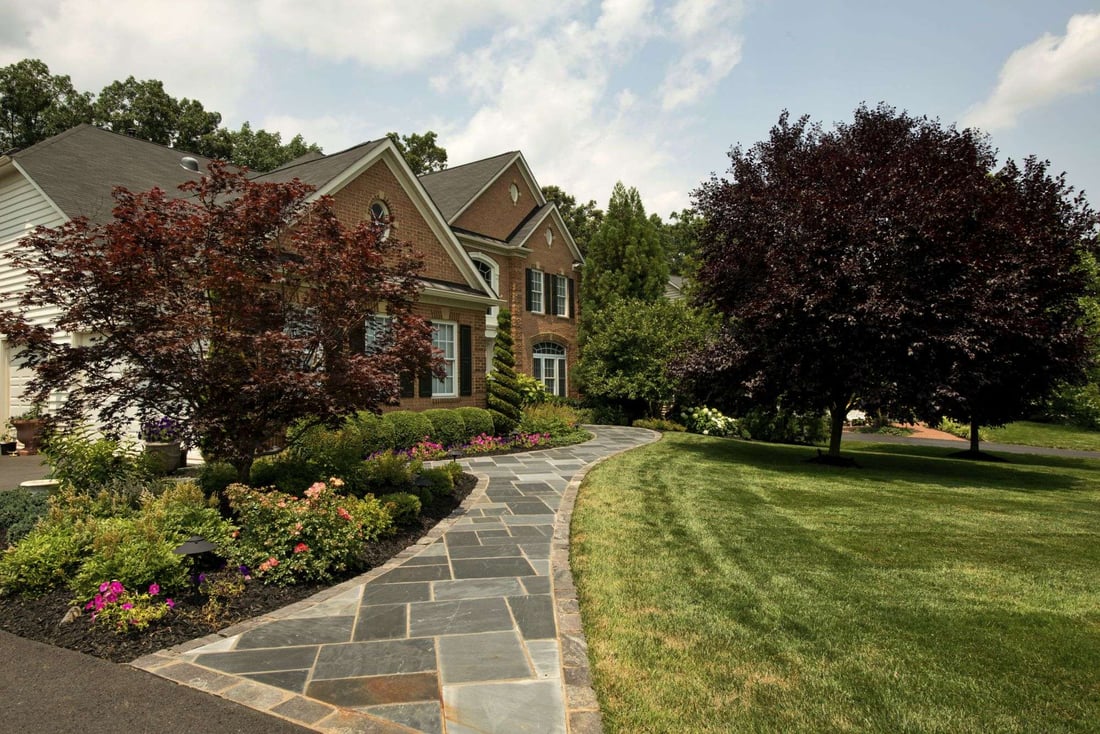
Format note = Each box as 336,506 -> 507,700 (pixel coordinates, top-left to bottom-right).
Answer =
969,417 -> 981,454
828,402 -> 846,457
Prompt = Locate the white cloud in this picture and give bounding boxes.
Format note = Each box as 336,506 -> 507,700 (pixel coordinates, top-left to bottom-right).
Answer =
658,0 -> 745,110
256,0 -> 571,71
260,113 -> 369,154
964,12 -> 1100,131
0,0 -> 259,119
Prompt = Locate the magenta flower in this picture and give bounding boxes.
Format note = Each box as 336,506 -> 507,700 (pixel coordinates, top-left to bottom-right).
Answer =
109,580 -> 124,596
148,583 -> 160,596
165,598 -> 175,609
121,602 -> 133,610
99,581 -> 110,593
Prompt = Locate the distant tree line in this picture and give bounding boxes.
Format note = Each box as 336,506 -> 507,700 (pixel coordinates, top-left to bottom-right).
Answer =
0,59 -> 321,172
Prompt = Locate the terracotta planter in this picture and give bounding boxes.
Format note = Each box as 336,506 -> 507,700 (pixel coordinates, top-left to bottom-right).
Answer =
11,419 -> 46,455
144,441 -> 182,474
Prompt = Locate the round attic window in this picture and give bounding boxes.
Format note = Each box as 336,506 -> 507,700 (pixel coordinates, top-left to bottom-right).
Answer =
509,183 -> 519,204
545,227 -> 554,247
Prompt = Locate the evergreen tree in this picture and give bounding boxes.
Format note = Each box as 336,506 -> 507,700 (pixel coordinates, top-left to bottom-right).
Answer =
487,309 -> 523,434
581,182 -> 668,339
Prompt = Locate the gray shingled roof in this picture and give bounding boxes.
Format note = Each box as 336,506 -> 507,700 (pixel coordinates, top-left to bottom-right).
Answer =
11,124 -> 216,223
418,151 -> 517,221
252,139 -> 386,190
508,202 -> 554,247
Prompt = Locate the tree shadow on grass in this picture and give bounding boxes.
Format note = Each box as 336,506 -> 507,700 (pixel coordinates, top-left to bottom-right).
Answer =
665,434 -> 1089,494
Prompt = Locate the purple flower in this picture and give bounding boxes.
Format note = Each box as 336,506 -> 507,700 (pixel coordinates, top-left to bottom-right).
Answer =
238,565 -> 250,577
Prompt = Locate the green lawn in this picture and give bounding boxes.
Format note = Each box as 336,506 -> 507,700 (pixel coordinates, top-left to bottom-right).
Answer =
985,421 -> 1100,452
571,433 -> 1100,733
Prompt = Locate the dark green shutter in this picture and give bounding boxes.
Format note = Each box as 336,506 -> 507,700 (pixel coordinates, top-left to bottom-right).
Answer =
419,371 -> 433,397
349,322 -> 366,353
525,269 -> 535,311
459,325 -> 472,397
567,277 -> 575,319
544,272 -> 552,314
400,373 -> 414,398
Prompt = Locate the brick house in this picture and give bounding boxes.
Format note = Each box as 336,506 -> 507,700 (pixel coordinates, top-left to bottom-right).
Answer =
0,125 -> 581,425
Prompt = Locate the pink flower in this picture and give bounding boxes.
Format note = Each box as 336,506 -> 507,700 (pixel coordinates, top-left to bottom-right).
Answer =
148,583 -> 160,596
293,542 -> 309,554
122,602 -> 133,610
165,598 -> 175,609
337,507 -> 351,521
305,482 -> 325,499
99,581 -> 110,593
109,580 -> 124,596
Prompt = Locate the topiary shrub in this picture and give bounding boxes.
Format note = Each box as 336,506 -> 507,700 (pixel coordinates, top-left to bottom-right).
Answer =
487,308 -> 523,434
351,411 -> 396,453
455,407 -> 494,441
384,411 -> 434,451
379,492 -> 422,526
423,409 -> 466,448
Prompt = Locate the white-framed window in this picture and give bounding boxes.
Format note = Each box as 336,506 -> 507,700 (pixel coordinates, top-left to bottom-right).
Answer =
553,274 -> 568,317
471,254 -> 499,319
527,269 -> 544,314
432,321 -> 457,396
365,314 -> 391,354
533,342 -> 567,397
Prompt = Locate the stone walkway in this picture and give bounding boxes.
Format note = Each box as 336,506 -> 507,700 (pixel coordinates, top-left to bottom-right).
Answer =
132,426 -> 658,734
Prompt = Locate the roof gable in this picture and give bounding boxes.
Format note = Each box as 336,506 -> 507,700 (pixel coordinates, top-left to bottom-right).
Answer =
420,151 -> 547,223
509,203 -> 584,263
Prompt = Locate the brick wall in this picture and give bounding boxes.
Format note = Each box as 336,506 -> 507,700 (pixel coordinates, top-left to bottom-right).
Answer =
329,159 -> 468,285
453,162 -> 539,241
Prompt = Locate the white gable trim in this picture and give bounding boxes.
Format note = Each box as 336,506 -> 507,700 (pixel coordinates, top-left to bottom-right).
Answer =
308,139 -> 492,296
448,151 -> 547,224
511,205 -> 584,264
4,158 -> 70,225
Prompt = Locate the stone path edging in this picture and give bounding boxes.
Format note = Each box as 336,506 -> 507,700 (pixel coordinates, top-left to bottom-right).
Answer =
132,426 -> 659,734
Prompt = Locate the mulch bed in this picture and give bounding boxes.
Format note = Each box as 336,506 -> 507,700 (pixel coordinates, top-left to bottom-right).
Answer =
0,473 -> 475,664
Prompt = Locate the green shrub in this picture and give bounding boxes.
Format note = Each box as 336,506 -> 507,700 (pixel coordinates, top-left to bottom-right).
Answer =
455,407 -> 494,441
68,516 -> 188,599
632,418 -> 686,432
43,427 -> 155,492
287,422 -> 366,484
423,409 -> 466,448
740,407 -> 828,445
361,451 -> 418,495
0,488 -> 49,546
384,411 -> 434,451
588,402 -> 630,426
416,466 -> 454,503
516,372 -> 550,407
519,403 -> 582,438
351,411 -> 396,453
681,406 -> 741,437
250,454 -> 323,496
379,492 -> 422,526
937,417 -> 989,442
0,521 -> 83,595
487,309 -> 523,434
197,462 -> 239,497
227,479 -> 393,586
139,481 -> 234,553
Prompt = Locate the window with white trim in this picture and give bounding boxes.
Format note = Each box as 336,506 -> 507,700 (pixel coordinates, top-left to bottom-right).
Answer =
365,315 -> 391,354
369,200 -> 391,241
432,322 -> 457,396
527,269 -> 544,313
553,274 -> 568,317
532,342 -> 567,397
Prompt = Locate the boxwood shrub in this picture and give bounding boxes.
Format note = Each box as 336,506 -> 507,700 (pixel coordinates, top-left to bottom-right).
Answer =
455,407 -> 494,441
384,411 -> 434,451
351,411 -> 396,454
423,409 -> 466,448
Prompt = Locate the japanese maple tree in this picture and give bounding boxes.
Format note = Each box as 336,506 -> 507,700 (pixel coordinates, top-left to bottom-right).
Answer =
0,162 -> 439,485
685,103 -> 1098,458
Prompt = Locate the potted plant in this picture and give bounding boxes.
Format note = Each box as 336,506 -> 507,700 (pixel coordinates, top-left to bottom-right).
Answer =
0,426 -> 16,455
139,416 -> 185,474
10,403 -> 47,455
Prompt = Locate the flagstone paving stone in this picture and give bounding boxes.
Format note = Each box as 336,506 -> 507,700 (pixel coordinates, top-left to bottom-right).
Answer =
131,426 -> 657,733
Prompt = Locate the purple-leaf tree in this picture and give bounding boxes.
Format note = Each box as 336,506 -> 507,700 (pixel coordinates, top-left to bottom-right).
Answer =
0,162 -> 440,486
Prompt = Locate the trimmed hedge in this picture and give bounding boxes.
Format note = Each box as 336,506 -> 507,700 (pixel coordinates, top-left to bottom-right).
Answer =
423,409 -> 466,448
350,412 -> 396,454
455,407 -> 494,441
383,411 -> 434,451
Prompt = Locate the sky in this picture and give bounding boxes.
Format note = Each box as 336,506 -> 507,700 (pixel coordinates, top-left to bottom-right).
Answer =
2,0 -> 1099,217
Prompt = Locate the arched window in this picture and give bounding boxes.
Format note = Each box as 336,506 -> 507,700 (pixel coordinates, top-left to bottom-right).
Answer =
369,200 -> 391,241
533,342 -> 567,397
469,253 -> 500,318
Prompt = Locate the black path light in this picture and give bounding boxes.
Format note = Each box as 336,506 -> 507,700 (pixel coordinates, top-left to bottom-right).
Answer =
173,535 -> 220,575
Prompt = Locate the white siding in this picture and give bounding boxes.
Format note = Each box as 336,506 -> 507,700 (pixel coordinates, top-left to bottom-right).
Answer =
0,168 -> 69,424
